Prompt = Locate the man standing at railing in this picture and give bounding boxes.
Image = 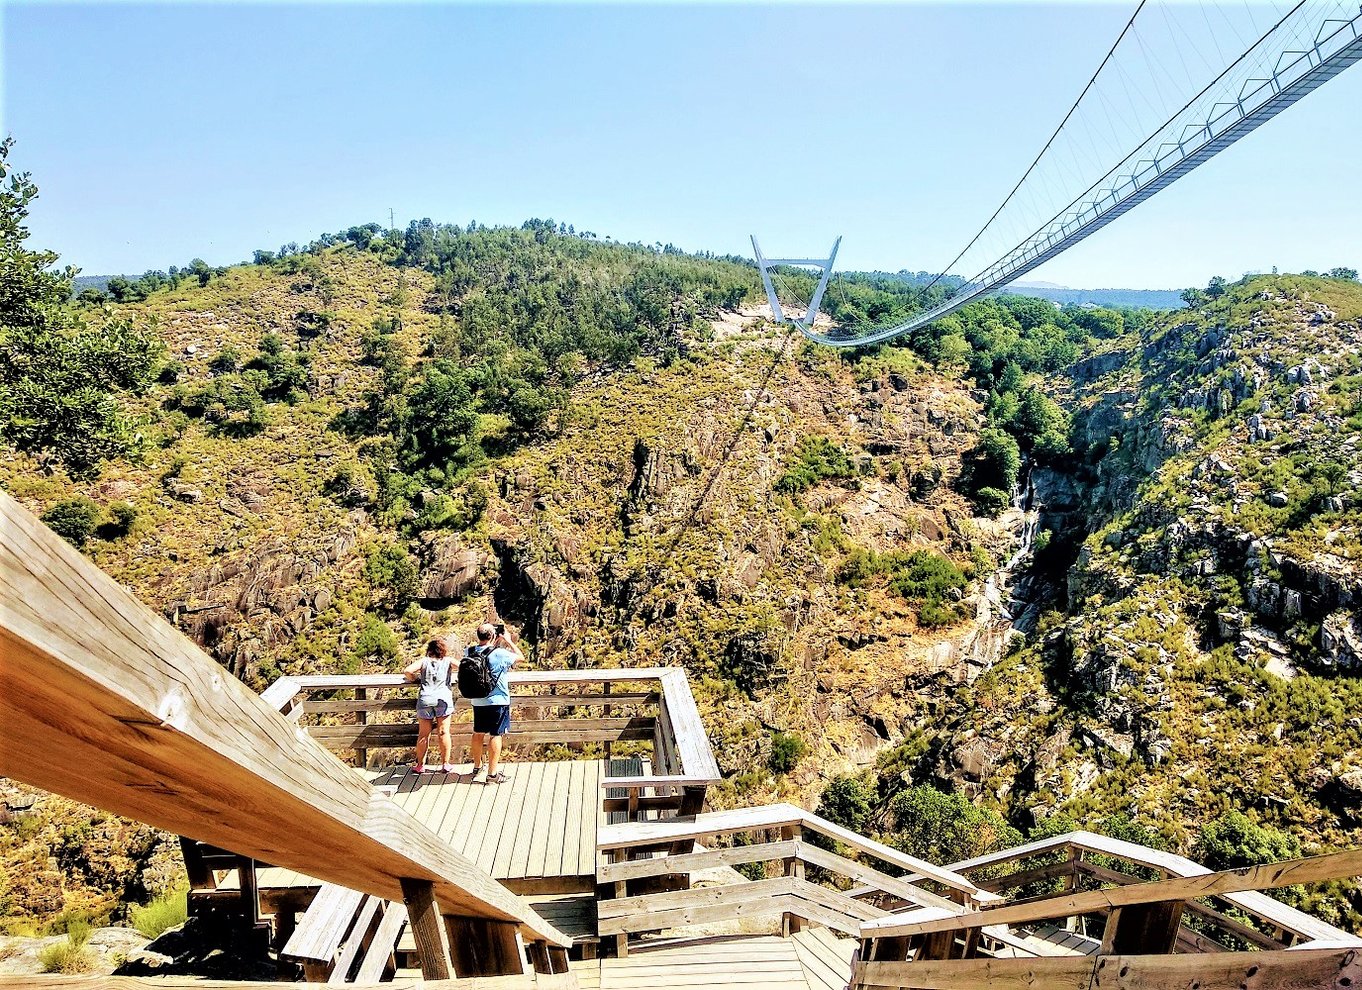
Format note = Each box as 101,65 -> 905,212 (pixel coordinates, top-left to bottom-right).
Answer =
468,623 -> 522,784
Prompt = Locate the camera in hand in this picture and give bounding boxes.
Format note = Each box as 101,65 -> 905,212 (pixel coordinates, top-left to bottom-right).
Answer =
494,623 -> 505,635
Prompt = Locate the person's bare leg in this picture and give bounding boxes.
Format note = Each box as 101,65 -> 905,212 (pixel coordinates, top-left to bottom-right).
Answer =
415,719 -> 432,769
488,735 -> 504,776
471,733 -> 485,774
435,715 -> 452,768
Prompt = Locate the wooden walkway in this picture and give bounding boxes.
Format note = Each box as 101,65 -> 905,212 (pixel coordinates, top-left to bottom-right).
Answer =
583,932 -> 855,990
367,760 -> 606,883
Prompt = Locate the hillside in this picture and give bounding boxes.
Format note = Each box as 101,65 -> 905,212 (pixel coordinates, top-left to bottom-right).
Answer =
4,205 -> 1362,935
0,229 -> 1032,932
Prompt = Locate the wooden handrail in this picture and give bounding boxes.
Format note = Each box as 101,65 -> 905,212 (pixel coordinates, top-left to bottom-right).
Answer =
0,491 -> 570,950
596,803 -> 991,901
861,847 -> 1362,939
265,669 -> 721,785
852,946 -> 1362,990
902,830 -> 1353,944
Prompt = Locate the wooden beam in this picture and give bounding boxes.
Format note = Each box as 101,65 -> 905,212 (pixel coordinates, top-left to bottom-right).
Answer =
863,847 -> 1362,939
940,830 -> 1350,943
399,879 -> 453,981
444,917 -> 525,978
596,803 -> 986,900
597,840 -> 800,882
852,946 -> 1362,990
0,491 -> 569,949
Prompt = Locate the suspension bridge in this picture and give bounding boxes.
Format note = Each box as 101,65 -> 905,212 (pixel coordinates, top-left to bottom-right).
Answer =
758,0 -> 1362,348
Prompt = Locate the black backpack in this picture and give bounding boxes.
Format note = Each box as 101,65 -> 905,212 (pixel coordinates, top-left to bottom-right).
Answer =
458,645 -> 495,700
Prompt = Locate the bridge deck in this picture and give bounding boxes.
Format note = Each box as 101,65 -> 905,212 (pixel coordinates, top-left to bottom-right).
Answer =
585,931 -> 856,990
368,760 -> 607,883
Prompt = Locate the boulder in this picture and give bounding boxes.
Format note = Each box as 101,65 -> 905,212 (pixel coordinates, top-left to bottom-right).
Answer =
418,535 -> 487,601
1320,610 -> 1362,671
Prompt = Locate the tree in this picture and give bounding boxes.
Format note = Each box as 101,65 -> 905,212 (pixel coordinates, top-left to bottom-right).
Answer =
964,427 -> 1021,494
0,138 -> 163,477
1180,287 -> 1208,309
1206,275 -> 1228,301
1327,266 -> 1359,281
886,785 -> 1021,864
816,775 -> 876,834
1198,810 -> 1299,870
400,361 -> 478,470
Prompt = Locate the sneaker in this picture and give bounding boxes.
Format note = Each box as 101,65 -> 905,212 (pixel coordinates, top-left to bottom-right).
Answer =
413,764 -> 428,775
487,771 -> 508,785
473,767 -> 487,784
440,763 -> 456,774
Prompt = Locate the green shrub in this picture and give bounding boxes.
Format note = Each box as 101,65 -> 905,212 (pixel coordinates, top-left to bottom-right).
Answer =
130,885 -> 188,938
350,613 -> 400,666
41,498 -> 101,548
816,774 -> 876,834
104,501 -> 138,538
1198,810 -> 1300,870
363,542 -> 419,612
887,784 -> 1021,864
972,487 -> 1011,517
836,546 -> 967,625
775,437 -> 856,495
769,731 -> 808,774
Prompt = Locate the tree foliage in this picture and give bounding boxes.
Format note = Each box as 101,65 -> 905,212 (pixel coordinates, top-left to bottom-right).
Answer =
0,139 -> 163,477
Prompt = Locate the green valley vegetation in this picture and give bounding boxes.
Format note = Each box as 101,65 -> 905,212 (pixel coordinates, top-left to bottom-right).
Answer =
5,138 -> 1362,936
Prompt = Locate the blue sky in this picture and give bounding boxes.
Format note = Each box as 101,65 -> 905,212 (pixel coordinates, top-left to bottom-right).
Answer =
4,1 -> 1359,288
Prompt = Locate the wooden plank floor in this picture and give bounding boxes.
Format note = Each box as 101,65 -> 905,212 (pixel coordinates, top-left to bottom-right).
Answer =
790,928 -> 856,990
367,760 -> 605,881
600,935 -> 812,989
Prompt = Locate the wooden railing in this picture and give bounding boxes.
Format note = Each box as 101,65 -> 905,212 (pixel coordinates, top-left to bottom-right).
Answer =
895,830 -> 1357,952
0,491 -> 570,981
854,846 -> 1362,989
594,802 -> 999,957
263,668 -> 721,820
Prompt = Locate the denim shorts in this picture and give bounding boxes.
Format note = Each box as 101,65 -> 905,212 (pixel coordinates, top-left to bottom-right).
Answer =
472,704 -> 511,737
416,698 -> 451,721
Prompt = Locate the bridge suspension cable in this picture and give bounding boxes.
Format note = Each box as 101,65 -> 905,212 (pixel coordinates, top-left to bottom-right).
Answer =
758,1 -> 1362,348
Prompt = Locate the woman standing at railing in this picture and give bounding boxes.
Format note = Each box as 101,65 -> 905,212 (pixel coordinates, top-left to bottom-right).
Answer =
404,638 -> 457,775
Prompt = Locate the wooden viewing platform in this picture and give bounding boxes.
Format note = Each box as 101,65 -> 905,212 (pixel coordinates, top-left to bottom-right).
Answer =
6,490 -> 1362,990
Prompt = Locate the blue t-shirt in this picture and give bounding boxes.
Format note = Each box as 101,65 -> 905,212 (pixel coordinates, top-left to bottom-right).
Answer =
470,647 -> 516,707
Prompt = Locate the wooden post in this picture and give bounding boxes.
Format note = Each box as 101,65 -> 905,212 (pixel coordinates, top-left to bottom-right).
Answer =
355,687 -> 368,770
526,939 -> 551,974
548,945 -> 570,973
614,880 -> 629,958
237,855 -> 261,931
603,681 -> 613,761
782,824 -> 804,936
1100,900 -> 1185,955
179,837 -> 214,890
445,915 -> 526,977
399,878 -> 452,980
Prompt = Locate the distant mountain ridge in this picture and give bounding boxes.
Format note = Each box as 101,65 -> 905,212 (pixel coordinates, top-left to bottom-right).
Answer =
1001,283 -> 1185,309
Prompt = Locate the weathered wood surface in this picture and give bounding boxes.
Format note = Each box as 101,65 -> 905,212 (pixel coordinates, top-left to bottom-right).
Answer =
863,846 -> 1362,939
0,491 -> 567,949
597,804 -> 985,900
270,670 -> 719,784
365,760 -> 605,881
936,830 -> 1349,943
0,976 -> 579,990
851,946 -> 1362,990
598,934 -> 808,990
792,927 -> 858,990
